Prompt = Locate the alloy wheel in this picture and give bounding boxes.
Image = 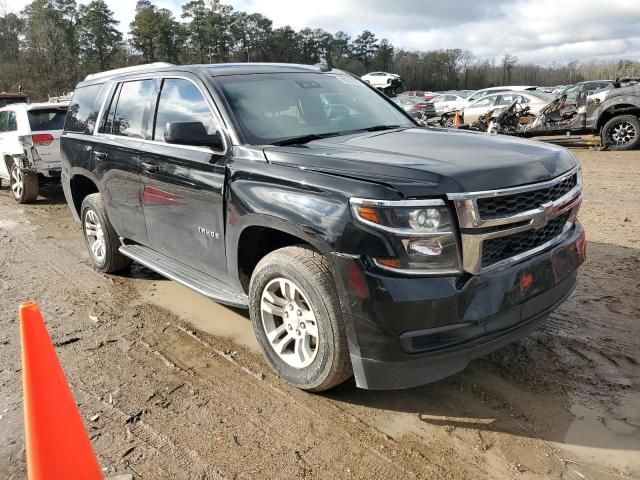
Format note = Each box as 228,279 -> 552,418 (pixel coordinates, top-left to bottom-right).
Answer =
610,121 -> 637,145
11,165 -> 24,200
260,277 -> 319,369
84,209 -> 106,263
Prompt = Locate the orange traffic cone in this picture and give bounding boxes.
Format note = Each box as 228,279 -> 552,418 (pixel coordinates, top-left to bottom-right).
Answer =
20,301 -> 103,480
453,111 -> 461,126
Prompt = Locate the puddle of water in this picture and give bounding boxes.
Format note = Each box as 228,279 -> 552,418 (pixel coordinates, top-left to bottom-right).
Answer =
559,394 -> 640,476
139,277 -> 259,352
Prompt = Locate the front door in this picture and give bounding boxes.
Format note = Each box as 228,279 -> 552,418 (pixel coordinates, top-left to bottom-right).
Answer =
140,77 -> 228,280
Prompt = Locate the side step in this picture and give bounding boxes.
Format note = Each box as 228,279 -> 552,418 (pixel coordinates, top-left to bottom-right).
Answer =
119,244 -> 248,309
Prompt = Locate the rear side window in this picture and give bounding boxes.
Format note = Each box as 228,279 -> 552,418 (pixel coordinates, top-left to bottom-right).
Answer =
103,80 -> 154,138
65,84 -> 105,133
28,108 -> 67,131
153,78 -> 217,143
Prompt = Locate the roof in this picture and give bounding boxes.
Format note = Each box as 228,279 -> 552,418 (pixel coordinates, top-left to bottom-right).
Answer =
0,92 -> 28,98
0,101 -> 68,111
76,62 -> 345,88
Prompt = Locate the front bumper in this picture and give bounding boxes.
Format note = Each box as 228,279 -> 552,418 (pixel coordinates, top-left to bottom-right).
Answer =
330,222 -> 585,390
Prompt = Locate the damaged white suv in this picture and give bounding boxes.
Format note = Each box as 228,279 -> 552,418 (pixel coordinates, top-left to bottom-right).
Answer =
0,102 -> 68,203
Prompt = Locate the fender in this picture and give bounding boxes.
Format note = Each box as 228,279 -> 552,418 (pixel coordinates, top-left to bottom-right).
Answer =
224,159 -> 399,290
587,92 -> 640,130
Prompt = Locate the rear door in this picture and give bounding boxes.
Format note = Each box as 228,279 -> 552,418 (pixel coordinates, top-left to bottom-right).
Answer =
95,78 -> 156,244
139,75 -> 229,279
26,105 -> 68,171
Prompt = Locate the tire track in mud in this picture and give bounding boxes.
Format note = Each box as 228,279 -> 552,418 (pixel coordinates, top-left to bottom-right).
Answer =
2,148 -> 640,480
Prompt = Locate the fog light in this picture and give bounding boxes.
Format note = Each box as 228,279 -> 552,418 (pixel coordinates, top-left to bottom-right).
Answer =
406,238 -> 443,256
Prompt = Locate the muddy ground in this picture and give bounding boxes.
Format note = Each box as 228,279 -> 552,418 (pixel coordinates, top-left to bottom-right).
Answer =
0,143 -> 639,479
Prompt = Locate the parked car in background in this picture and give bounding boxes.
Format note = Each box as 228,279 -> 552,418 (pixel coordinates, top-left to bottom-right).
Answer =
561,80 -> 614,99
402,90 -> 438,101
463,86 -> 538,106
0,92 -> 29,108
61,62 -> 585,391
461,91 -> 554,124
393,96 -> 436,118
0,102 -> 68,202
361,71 -> 404,96
429,93 -> 468,114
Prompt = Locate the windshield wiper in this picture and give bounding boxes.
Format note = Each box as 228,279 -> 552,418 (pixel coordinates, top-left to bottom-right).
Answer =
272,125 -> 404,146
362,124 -> 402,132
272,133 -> 328,146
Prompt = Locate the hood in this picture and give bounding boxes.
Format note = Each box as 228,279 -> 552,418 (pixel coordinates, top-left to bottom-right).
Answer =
263,128 -> 578,197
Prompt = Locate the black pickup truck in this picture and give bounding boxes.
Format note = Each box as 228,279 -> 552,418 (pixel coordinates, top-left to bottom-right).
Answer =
61,63 -> 585,391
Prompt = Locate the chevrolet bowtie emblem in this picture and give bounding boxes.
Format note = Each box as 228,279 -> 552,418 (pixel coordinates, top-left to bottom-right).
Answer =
531,203 -> 553,229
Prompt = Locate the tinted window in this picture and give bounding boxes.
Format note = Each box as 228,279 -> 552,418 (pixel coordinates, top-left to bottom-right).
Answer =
28,108 -> 67,131
0,111 -> 8,132
153,79 -> 217,143
105,80 -> 154,138
65,84 -> 105,133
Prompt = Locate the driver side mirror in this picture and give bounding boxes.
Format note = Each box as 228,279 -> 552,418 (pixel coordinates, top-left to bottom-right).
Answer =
164,121 -> 224,150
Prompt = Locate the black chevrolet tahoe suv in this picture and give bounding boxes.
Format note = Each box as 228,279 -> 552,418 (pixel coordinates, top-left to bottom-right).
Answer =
61,63 -> 586,391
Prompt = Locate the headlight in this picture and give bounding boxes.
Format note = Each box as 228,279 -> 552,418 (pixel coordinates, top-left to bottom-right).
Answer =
350,198 -> 461,275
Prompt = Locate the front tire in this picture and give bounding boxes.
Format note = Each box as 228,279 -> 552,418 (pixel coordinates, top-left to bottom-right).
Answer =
249,246 -> 352,391
10,164 -> 38,203
80,193 -> 132,273
601,115 -> 640,151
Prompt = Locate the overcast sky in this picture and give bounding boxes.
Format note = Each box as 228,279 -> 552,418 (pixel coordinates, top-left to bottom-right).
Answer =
4,0 -> 640,64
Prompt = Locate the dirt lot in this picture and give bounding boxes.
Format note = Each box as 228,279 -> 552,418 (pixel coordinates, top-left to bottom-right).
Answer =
1,145 -> 639,480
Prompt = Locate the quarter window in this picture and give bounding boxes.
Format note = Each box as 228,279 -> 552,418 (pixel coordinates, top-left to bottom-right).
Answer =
153,78 -> 217,144
65,84 -> 105,133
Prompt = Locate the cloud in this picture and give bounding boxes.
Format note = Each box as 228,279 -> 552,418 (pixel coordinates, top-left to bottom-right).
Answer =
4,0 -> 639,64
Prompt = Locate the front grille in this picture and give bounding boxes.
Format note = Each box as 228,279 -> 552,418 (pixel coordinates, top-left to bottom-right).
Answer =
477,173 -> 577,219
481,213 -> 570,267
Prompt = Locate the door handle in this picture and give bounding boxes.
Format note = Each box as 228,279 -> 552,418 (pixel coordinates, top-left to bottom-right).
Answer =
141,161 -> 159,173
93,151 -> 107,160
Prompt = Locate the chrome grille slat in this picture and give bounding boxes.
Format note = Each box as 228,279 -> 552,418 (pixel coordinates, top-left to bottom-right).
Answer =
477,174 -> 577,219
447,166 -> 582,274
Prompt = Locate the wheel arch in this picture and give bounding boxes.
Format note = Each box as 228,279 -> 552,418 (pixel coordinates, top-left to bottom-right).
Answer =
595,102 -> 640,130
69,173 -> 100,218
232,219 -> 327,293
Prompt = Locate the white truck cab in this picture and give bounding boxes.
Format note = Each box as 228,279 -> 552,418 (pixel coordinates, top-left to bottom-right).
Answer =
0,102 -> 68,203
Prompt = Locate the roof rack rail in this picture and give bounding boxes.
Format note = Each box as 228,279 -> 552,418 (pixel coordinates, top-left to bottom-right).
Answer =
84,62 -> 174,81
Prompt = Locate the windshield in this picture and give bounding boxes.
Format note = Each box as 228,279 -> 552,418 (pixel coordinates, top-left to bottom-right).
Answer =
215,72 -> 413,145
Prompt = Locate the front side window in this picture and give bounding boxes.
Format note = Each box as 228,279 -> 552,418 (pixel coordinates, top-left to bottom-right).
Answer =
153,78 -> 217,144
216,72 -> 413,145
104,79 -> 154,138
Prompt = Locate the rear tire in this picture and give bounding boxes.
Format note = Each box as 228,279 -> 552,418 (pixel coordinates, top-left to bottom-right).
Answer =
249,246 -> 352,391
601,115 -> 640,151
10,163 -> 39,203
80,193 -> 132,273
